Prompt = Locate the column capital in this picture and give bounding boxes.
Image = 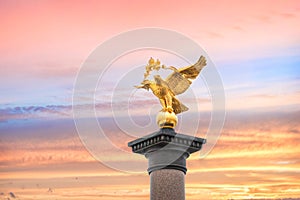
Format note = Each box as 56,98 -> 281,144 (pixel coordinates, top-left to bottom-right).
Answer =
128,128 -> 206,174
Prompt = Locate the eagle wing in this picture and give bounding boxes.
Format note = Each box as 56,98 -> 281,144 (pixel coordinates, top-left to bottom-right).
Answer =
166,56 -> 207,95
172,96 -> 189,114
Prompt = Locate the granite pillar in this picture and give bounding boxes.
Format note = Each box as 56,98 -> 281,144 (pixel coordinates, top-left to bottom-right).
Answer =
150,169 -> 185,200
128,128 -> 206,200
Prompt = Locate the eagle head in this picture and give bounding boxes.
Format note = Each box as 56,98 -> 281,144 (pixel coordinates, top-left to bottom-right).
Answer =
154,75 -> 163,85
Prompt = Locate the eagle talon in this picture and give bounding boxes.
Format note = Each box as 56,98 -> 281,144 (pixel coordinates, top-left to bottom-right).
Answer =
161,107 -> 173,113
166,106 -> 173,113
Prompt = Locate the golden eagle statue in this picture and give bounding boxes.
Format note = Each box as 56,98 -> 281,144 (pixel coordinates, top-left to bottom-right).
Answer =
135,56 -> 207,128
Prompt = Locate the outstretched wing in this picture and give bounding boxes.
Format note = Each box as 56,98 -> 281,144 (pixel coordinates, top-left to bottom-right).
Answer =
165,71 -> 191,95
178,55 -> 207,79
166,56 -> 207,95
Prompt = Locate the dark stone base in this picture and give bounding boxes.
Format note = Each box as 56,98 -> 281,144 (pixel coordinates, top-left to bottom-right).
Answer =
146,148 -> 189,174
128,128 -> 206,174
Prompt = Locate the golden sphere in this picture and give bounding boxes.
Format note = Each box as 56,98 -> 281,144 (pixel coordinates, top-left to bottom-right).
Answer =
156,111 -> 178,128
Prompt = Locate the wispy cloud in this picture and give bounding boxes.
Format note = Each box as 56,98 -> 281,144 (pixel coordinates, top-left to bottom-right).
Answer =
0,105 -> 71,122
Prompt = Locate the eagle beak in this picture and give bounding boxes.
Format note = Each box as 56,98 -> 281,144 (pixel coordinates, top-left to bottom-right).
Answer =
135,84 -> 149,90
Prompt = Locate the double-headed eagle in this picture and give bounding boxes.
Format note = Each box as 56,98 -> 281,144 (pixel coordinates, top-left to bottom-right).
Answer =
135,56 -> 207,115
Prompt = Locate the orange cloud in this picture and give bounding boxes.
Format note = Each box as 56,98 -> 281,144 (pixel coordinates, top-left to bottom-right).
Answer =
1,110 -> 300,199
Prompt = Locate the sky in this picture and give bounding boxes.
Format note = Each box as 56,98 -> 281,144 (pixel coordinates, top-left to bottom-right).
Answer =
0,0 -> 300,199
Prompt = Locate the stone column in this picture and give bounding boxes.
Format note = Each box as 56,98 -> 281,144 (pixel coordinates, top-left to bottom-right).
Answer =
128,128 -> 206,200
150,169 -> 185,200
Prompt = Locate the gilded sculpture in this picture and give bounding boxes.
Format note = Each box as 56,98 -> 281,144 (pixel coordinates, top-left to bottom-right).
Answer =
135,56 -> 207,128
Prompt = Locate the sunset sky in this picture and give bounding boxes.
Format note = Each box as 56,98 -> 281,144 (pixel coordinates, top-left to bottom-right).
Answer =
1,0 -> 300,199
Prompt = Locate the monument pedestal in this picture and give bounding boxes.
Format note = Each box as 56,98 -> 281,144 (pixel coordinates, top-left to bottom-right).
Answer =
128,128 -> 206,200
